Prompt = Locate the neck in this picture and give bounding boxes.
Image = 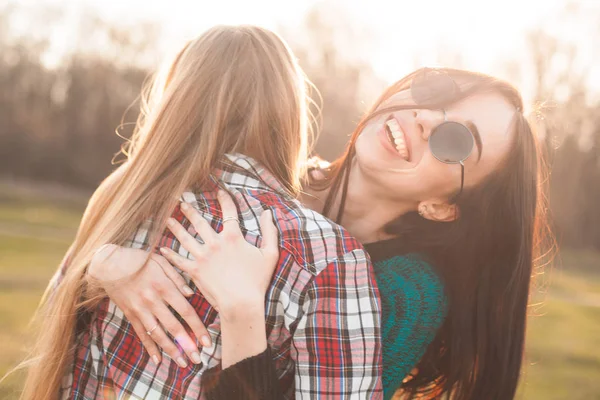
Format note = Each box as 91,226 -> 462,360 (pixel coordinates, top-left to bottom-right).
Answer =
301,160 -> 415,244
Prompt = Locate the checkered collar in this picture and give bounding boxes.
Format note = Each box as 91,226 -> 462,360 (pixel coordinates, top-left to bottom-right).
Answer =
211,153 -> 293,199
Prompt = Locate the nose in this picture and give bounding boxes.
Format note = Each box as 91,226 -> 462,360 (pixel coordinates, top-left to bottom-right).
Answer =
414,109 -> 446,141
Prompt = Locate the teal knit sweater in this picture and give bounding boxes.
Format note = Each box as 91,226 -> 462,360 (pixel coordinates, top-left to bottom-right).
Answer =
371,254 -> 447,400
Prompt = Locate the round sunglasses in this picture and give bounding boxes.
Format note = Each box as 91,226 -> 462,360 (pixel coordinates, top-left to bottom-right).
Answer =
411,69 -> 475,201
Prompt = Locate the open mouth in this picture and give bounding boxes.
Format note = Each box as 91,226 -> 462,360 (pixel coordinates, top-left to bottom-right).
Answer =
384,117 -> 410,161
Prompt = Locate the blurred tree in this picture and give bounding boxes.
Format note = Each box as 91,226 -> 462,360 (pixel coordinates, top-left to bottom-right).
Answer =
0,1 -> 597,250
579,122 -> 600,250
523,7 -> 600,250
0,3 -> 153,187
282,0 -> 385,160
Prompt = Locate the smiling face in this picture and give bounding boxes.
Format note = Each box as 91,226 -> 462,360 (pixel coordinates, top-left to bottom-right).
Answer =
354,89 -> 517,208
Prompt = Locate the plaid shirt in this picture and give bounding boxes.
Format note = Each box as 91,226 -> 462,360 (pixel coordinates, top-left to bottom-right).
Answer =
57,154 -> 383,399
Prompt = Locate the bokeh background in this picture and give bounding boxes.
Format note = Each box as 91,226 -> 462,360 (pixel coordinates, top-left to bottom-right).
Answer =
1,0 -> 599,398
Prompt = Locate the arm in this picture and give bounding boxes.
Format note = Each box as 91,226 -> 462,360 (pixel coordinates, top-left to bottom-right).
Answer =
160,190 -> 283,399
85,188 -> 277,379
163,194 -> 383,397
86,245 -> 209,367
79,164 -> 210,368
202,347 -> 282,400
292,249 -> 384,398
219,300 -> 268,369
161,190 -> 279,367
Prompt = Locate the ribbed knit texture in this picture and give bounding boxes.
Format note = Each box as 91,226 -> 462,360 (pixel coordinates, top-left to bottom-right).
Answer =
203,346 -> 282,400
372,254 -> 447,400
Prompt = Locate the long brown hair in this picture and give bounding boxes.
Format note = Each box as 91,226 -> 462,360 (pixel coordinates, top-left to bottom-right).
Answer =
317,68 -> 553,399
20,25 -> 315,400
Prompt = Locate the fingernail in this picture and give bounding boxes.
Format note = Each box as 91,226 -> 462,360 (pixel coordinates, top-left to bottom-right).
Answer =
159,247 -> 168,255
167,218 -> 175,227
181,202 -> 189,210
176,356 -> 188,368
217,189 -> 225,197
152,355 -> 160,365
201,335 -> 211,347
183,285 -> 194,296
191,352 -> 201,364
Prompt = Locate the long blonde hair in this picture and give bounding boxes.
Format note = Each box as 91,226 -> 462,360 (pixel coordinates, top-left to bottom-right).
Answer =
21,25 -> 315,400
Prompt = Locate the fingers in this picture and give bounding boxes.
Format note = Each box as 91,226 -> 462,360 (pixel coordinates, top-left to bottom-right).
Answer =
149,254 -> 211,347
159,246 -> 199,277
258,210 -> 278,256
216,190 -> 241,234
139,313 -> 189,368
151,254 -> 194,297
162,286 -> 212,348
151,301 -> 202,366
130,317 -> 162,365
166,217 -> 207,260
178,203 -> 218,244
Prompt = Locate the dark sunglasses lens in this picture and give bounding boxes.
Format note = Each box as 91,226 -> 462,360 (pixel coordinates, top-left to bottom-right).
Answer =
429,122 -> 474,163
411,70 -> 458,105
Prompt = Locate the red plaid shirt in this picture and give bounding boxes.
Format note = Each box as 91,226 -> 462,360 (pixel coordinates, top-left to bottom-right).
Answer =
57,154 -> 383,399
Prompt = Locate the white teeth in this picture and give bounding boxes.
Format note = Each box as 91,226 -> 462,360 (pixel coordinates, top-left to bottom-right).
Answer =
385,120 -> 403,138
396,146 -> 408,158
385,119 -> 408,160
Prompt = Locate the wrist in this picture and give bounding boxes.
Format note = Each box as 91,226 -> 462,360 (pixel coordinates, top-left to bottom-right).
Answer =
219,300 -> 268,369
88,244 -> 118,281
220,296 -> 265,323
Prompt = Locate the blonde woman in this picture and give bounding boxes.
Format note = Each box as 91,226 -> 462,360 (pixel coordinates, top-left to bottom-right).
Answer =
22,26 -> 383,399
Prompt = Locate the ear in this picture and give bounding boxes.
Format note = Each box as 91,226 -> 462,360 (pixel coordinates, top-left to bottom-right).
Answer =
418,201 -> 459,222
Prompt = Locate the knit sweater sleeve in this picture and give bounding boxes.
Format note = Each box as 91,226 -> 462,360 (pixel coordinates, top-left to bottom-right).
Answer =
201,346 -> 282,400
374,254 -> 447,400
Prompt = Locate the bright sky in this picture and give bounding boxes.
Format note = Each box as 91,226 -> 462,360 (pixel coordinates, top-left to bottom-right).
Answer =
15,0 -> 599,102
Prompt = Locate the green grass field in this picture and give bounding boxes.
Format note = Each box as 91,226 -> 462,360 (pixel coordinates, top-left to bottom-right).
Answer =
0,182 -> 599,399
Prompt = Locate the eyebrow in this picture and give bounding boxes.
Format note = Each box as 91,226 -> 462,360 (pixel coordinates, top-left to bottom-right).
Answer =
465,120 -> 483,162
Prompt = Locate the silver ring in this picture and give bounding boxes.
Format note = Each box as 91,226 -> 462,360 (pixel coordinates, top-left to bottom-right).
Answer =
146,324 -> 159,336
222,216 -> 239,224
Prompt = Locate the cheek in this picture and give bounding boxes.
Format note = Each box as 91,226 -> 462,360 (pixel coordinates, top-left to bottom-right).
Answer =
355,126 -> 394,165
354,136 -> 462,200
354,134 -> 377,167
409,157 -> 459,198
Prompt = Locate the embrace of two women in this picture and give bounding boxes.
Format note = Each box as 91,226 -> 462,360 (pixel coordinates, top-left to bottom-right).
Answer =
21,25 -> 551,400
